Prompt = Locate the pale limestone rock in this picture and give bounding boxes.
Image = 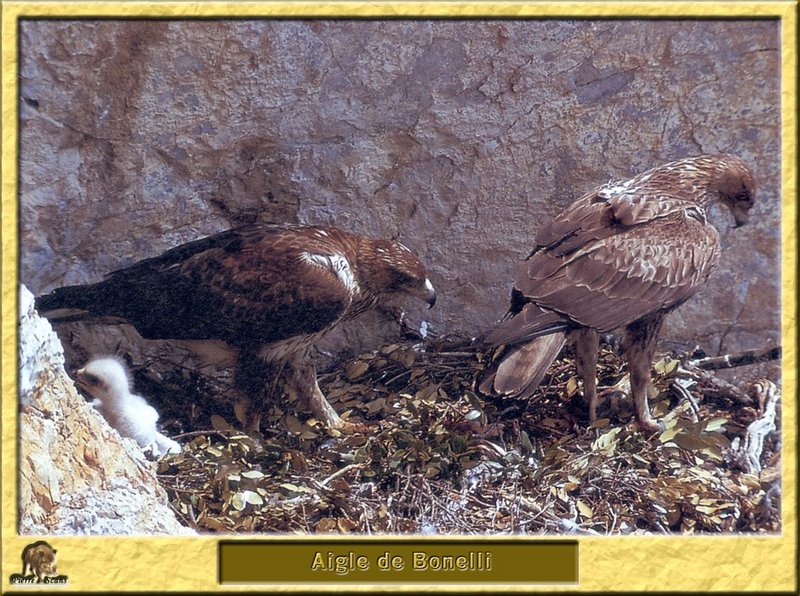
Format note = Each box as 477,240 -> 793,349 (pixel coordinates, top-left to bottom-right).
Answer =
18,285 -> 193,535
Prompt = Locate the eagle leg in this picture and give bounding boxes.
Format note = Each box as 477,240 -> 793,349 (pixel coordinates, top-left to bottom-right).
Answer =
235,398 -> 263,437
623,314 -> 665,432
306,369 -> 345,429
285,357 -> 368,433
573,328 -> 600,423
235,350 -> 281,436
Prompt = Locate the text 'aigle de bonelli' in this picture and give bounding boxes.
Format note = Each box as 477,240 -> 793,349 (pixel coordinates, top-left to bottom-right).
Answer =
311,550 -> 493,576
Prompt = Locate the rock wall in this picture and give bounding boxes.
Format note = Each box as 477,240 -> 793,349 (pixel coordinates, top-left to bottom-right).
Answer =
18,285 -> 192,535
19,19 -> 781,372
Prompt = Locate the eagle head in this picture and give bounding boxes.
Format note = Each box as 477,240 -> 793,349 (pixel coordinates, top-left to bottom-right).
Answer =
365,239 -> 437,308
713,154 -> 756,227
75,357 -> 132,403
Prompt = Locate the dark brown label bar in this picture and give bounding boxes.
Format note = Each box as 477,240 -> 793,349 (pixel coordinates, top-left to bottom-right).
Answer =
219,540 -> 578,584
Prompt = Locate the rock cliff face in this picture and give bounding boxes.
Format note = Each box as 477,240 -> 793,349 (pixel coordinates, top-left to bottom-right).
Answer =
19,20 -> 780,374
18,285 -> 192,535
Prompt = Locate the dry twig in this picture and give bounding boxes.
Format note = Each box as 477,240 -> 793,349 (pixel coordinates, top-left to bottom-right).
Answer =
690,346 -> 781,371
732,379 -> 780,474
157,339 -> 782,535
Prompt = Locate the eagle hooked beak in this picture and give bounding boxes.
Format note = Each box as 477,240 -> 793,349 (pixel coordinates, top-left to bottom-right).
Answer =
733,209 -> 750,228
422,278 -> 437,309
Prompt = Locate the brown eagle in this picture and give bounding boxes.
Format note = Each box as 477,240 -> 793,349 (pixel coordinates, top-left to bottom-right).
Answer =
480,154 -> 755,431
36,223 -> 436,433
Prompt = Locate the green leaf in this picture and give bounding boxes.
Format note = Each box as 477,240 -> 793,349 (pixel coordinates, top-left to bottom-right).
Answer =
659,426 -> 680,444
592,427 -> 621,452
241,470 -> 264,479
703,417 -> 728,432
242,490 -> 264,506
654,357 -> 680,376
464,409 -> 482,421
520,430 -> 534,455
230,492 -> 246,511
345,360 -> 370,380
566,377 -> 579,397
576,500 -> 593,519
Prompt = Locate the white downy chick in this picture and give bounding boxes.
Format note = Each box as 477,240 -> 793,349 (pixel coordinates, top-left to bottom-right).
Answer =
75,357 -> 181,457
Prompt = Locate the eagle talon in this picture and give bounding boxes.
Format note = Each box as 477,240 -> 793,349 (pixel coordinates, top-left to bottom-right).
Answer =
634,418 -> 663,434
338,420 -> 371,434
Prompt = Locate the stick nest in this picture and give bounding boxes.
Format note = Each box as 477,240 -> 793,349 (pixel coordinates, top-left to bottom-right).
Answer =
157,337 -> 781,535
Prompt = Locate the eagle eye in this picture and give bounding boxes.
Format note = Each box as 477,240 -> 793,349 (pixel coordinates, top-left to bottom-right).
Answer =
394,271 -> 416,287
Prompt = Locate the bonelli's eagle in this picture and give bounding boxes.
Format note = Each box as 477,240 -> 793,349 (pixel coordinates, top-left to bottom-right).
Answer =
480,154 -> 755,431
37,223 -> 437,433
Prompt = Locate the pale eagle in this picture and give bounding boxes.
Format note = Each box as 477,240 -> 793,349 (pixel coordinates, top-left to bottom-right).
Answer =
480,154 -> 755,431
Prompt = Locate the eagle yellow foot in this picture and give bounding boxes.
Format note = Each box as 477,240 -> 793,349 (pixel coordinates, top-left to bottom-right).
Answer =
337,420 -> 371,434
308,388 -> 370,434
633,417 -> 664,433
316,412 -> 369,434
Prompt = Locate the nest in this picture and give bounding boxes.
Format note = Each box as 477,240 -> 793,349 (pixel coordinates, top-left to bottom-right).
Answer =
157,337 -> 781,535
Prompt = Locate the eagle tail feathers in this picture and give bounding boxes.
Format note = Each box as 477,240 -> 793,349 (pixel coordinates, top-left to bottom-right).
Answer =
35,283 -> 98,314
481,332 -> 567,400
482,303 -> 568,348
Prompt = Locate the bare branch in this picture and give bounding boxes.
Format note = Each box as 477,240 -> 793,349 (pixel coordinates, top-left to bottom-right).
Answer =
731,380 -> 780,474
678,364 -> 754,405
690,346 -> 781,371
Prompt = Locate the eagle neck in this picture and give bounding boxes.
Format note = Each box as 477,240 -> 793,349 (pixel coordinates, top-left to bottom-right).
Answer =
349,237 -> 390,306
701,159 -> 731,209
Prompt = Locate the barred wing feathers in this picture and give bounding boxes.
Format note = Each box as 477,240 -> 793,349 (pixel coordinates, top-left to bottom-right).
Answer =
37,224 -> 359,348
487,203 -> 720,348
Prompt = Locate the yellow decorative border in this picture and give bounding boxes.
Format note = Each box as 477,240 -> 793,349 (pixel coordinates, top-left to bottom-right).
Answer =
1,1 -> 796,592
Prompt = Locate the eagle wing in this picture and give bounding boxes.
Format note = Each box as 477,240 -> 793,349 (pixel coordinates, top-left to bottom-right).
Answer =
488,192 -> 720,346
40,224 -> 360,347
534,184 -> 691,253
174,226 -> 359,345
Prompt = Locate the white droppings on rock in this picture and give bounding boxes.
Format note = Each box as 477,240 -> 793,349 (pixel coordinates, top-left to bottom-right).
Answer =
419,320 -> 429,339
18,285 -> 67,407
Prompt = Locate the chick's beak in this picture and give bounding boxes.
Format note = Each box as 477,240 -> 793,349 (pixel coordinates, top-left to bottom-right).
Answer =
74,370 -> 89,392
422,278 -> 437,309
